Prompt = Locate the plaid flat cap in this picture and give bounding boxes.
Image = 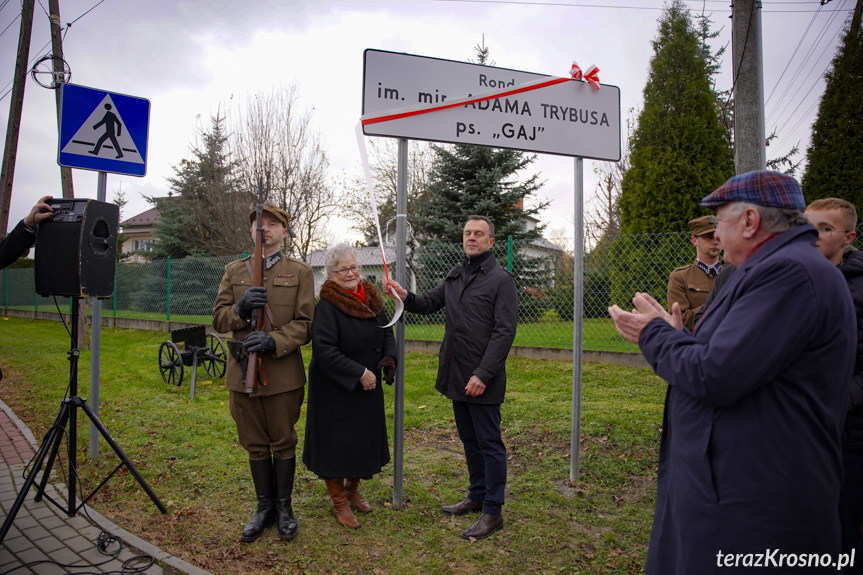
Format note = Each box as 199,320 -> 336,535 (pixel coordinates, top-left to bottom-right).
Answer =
700,170 -> 805,211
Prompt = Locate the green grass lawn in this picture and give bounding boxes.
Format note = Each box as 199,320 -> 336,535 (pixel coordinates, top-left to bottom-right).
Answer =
0,317 -> 662,574
3,304 -> 640,353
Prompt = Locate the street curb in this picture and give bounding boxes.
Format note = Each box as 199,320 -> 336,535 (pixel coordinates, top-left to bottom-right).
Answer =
0,398 -> 211,575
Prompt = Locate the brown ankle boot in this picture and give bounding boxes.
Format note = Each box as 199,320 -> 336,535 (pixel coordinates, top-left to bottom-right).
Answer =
344,478 -> 372,513
324,479 -> 360,529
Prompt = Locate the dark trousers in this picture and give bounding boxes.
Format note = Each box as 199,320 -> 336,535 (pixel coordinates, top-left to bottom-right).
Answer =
452,400 -> 506,515
840,447 -> 863,574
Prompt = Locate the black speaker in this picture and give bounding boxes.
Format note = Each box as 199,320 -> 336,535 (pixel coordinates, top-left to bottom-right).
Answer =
35,198 -> 119,299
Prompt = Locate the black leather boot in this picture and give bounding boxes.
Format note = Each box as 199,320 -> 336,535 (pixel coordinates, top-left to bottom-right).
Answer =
273,457 -> 299,541
240,458 -> 276,542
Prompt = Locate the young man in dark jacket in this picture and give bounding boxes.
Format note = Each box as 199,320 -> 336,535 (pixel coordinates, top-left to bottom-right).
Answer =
384,215 -> 518,540
806,198 -> 863,572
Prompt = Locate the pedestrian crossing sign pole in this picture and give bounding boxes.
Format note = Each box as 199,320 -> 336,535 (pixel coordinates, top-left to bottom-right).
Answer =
58,84 -> 150,177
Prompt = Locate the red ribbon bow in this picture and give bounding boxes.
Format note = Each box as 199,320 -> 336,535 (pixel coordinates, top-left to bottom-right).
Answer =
570,61 -> 600,90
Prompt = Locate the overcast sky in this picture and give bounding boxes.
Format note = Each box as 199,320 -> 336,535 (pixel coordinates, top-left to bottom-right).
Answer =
0,0 -> 855,247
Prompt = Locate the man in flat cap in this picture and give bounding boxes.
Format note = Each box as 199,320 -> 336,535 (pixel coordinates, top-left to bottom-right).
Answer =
213,202 -> 315,543
667,215 -> 723,330
609,171 -> 856,574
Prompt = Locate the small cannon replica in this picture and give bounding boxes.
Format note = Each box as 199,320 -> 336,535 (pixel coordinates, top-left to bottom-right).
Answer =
158,325 -> 227,399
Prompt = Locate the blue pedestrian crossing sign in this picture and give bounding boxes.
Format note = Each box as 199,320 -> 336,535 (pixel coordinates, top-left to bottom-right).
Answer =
58,84 -> 150,177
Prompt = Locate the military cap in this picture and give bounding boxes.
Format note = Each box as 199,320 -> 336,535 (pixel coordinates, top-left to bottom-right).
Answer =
249,202 -> 290,227
700,170 -> 805,211
688,215 -> 716,237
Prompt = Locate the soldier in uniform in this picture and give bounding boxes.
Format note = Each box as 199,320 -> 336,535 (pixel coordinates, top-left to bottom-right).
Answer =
667,215 -> 723,330
213,203 -> 314,543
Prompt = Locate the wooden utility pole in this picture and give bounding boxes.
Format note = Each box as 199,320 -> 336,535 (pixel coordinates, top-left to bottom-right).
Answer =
0,0 -> 36,235
731,0 -> 767,173
852,0 -> 862,37
49,0 -> 75,199
45,0 -> 87,348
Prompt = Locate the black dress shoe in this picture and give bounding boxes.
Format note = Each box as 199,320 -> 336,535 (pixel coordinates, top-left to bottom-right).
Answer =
461,513 -> 503,540
441,497 -> 483,515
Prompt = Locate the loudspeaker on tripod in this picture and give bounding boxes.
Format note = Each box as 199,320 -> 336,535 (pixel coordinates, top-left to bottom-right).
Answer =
35,198 -> 119,299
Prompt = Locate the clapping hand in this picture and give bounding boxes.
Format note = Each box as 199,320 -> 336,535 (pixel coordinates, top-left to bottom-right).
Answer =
608,292 -> 683,344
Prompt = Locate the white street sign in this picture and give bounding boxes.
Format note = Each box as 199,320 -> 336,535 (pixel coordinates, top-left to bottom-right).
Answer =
362,50 -> 621,161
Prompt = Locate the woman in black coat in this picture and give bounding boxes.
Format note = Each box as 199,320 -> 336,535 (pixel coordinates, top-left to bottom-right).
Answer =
302,246 -> 396,529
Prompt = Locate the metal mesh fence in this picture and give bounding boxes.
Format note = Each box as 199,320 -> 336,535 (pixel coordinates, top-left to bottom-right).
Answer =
6,229 -> 857,352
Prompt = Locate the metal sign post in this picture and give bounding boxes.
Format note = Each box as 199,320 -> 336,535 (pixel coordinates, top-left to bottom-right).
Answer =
393,138 -> 408,508
57,84 -> 149,458
361,49 -> 620,495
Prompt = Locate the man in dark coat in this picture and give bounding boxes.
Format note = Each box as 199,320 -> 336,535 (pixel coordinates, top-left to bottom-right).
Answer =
384,215 -> 518,541
213,203 -> 314,543
806,198 -> 863,572
0,196 -> 53,270
609,171 -> 856,573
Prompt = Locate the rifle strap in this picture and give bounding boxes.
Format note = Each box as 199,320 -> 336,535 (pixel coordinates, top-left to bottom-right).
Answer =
257,356 -> 269,387
244,260 -> 280,330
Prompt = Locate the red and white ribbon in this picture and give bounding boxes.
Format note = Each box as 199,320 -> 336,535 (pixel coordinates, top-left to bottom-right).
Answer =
362,61 -> 602,128
357,61 -> 601,326
582,65 -> 600,90
355,122 -> 404,329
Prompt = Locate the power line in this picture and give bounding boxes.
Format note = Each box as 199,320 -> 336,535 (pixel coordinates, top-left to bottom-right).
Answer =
0,38 -> 51,102
766,2 -> 847,129
0,10 -> 19,41
764,2 -> 823,107
68,0 -> 107,27
0,0 -> 110,103
432,0 -> 852,11
769,19 -> 845,152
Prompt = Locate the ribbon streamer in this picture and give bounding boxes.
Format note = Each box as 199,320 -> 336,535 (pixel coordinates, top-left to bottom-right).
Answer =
354,122 -> 404,329
362,60 -> 602,128
357,61 -> 601,327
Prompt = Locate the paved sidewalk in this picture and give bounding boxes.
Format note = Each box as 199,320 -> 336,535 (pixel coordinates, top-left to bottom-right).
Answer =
0,400 -> 211,575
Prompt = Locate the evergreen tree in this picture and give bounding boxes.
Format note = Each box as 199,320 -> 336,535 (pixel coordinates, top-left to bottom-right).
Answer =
413,144 -> 547,243
150,113 -> 248,260
412,40 -> 548,244
618,0 -> 734,234
802,17 -> 863,205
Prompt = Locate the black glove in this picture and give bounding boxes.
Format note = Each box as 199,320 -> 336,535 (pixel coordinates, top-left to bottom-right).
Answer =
236,286 -> 267,320
377,356 -> 396,385
242,331 -> 276,353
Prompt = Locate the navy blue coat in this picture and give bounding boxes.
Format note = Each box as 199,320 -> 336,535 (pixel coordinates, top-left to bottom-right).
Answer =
639,225 -> 855,574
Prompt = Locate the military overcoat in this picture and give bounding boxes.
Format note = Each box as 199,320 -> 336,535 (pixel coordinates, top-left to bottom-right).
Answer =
667,260 -> 719,330
212,254 -> 315,396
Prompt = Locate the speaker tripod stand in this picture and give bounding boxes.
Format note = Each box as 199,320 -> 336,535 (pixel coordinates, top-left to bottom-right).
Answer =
0,298 -> 167,545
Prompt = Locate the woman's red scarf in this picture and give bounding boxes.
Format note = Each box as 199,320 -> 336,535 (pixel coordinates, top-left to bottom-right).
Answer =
346,280 -> 366,304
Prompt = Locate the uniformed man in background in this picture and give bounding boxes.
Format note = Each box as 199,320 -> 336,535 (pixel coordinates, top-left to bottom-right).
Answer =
213,203 -> 314,543
667,215 -> 723,330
